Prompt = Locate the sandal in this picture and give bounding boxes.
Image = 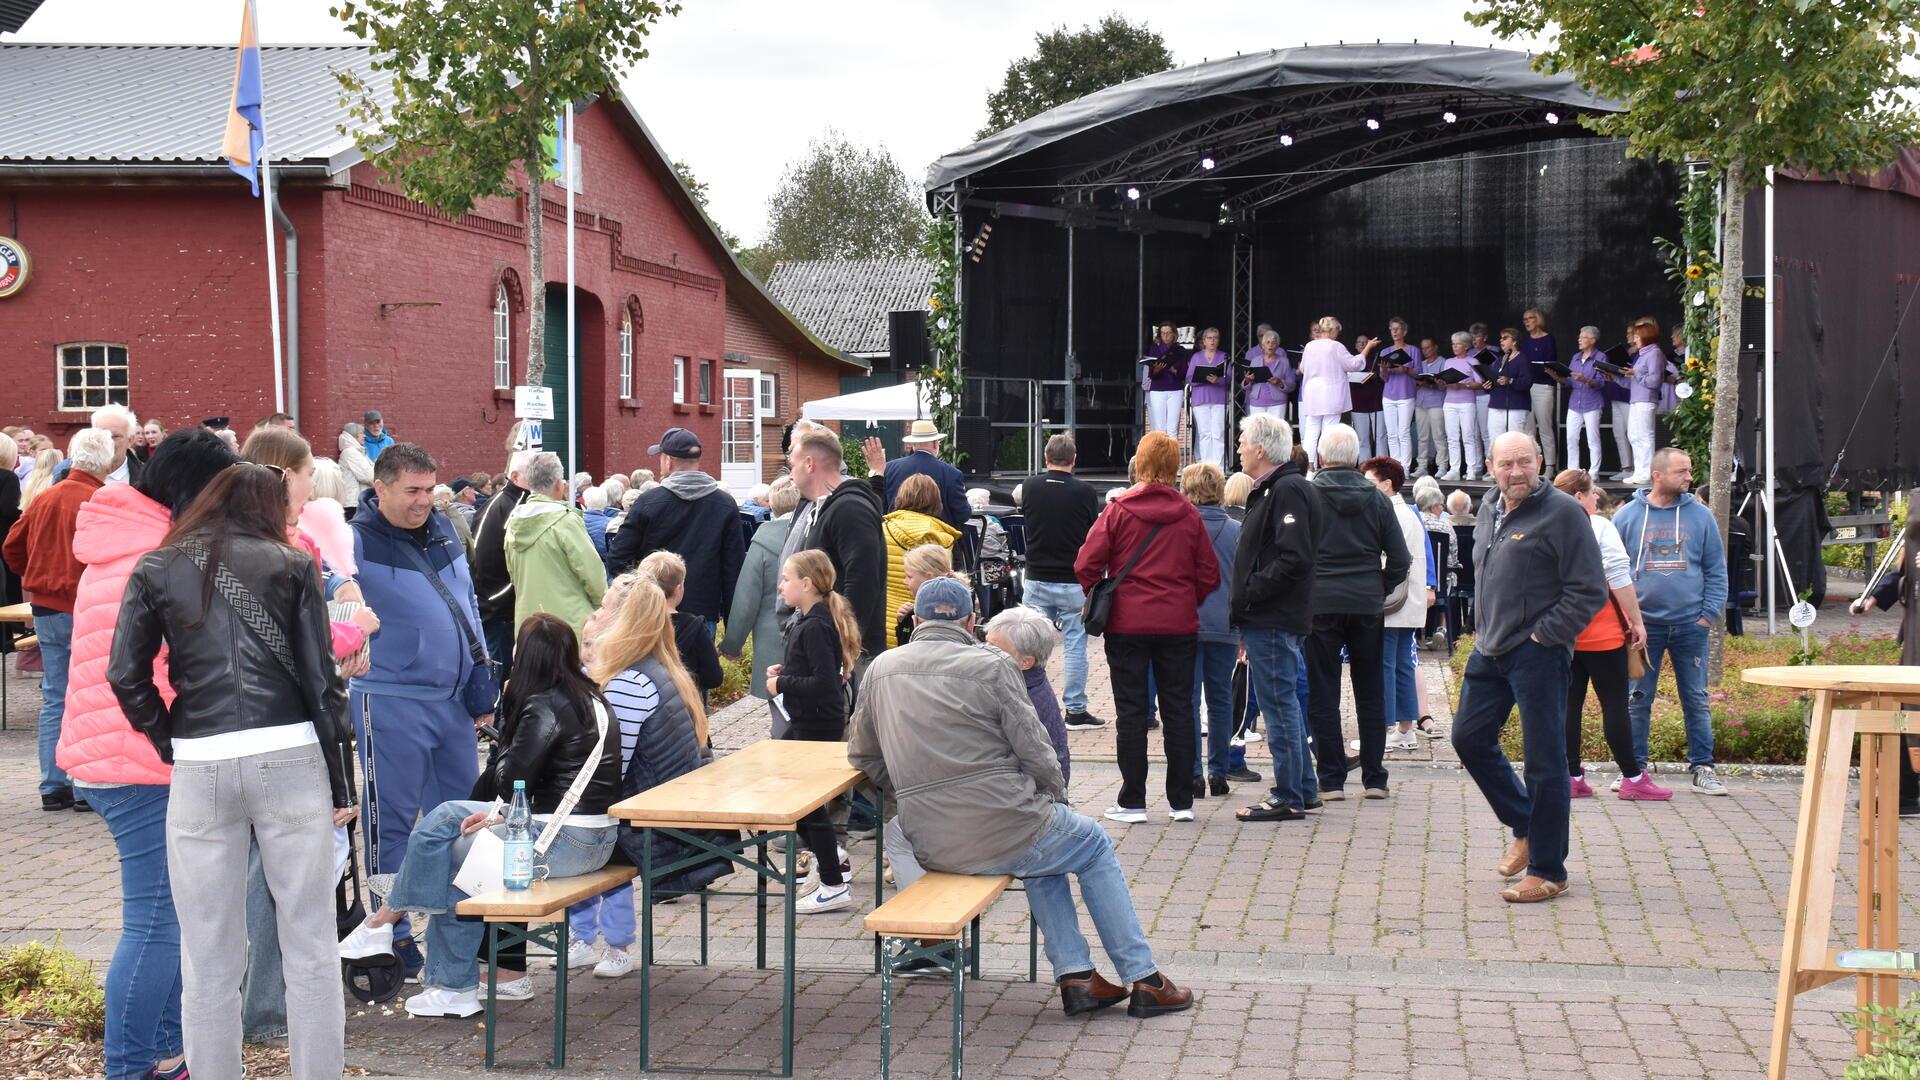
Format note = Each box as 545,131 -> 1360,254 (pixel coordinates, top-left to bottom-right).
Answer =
1500,877 -> 1570,904
1415,716 -> 1440,737
1235,797 -> 1304,823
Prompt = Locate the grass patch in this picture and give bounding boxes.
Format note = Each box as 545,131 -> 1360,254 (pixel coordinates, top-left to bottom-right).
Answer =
1446,632 -> 1901,766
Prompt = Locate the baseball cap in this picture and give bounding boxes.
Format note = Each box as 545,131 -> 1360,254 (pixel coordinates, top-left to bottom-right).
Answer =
913,576 -> 974,623
449,478 -> 473,495
648,427 -> 702,459
363,409 -> 383,424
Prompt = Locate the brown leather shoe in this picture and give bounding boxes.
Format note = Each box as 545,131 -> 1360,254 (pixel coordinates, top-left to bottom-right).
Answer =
1058,971 -> 1128,1016
1501,875 -> 1571,904
1496,837 -> 1530,878
1127,972 -> 1195,1018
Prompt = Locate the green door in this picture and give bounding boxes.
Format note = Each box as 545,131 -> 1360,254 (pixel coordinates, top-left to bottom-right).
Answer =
541,291 -> 582,474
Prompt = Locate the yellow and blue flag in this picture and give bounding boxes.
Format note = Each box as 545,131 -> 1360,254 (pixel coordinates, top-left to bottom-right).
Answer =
221,0 -> 266,196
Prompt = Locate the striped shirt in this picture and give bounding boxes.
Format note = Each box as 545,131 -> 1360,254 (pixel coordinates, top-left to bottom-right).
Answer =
603,669 -> 661,772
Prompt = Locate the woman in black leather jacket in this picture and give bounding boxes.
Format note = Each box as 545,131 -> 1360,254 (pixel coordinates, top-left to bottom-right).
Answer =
108,462 -> 351,1080
337,613 -> 621,1019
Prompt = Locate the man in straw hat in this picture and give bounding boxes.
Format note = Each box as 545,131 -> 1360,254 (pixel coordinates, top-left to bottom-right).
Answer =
863,419 -> 968,530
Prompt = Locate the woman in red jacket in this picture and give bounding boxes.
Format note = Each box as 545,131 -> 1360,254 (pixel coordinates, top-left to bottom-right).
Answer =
1075,431 -> 1221,824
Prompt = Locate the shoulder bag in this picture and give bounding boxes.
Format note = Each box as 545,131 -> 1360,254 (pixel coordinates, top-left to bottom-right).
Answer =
393,534 -> 490,667
1081,523 -> 1163,637
1610,595 -> 1649,680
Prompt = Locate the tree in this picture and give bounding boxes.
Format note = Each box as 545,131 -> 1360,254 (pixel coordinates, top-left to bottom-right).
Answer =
332,0 -> 681,385
1468,0 -> 1920,681
979,15 -> 1175,139
749,129 -> 924,279
673,159 -> 739,252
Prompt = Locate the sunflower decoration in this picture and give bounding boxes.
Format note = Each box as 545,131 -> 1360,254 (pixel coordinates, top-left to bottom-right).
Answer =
928,296 -> 942,311
1685,264 -> 1705,280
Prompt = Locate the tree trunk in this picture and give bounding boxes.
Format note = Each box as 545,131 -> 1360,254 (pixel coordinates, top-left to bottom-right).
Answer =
1706,157 -> 1747,686
525,163 -> 546,387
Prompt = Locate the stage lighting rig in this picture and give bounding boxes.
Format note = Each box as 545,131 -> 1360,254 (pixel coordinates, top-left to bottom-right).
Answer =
1199,150 -> 1217,171
1545,109 -> 1562,125
1441,102 -> 1459,124
1277,125 -> 1297,147
1364,105 -> 1383,131
968,221 -> 993,264
1125,185 -> 1142,201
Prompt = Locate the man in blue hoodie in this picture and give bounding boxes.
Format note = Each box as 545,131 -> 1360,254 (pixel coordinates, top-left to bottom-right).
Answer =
348,443 -> 498,978
1611,447 -> 1730,796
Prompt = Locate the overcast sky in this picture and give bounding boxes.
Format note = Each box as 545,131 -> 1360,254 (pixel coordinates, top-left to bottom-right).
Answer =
13,1 -> 1536,245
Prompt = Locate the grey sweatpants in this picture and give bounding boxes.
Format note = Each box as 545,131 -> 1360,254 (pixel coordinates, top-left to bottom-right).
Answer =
167,743 -> 344,1080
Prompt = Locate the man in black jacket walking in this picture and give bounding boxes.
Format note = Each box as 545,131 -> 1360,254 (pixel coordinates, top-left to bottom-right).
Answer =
1453,432 -> 1605,904
471,448 -> 532,673
607,428 -> 746,629
1305,423 -> 1410,800
1228,414 -> 1324,821
788,428 -> 886,661
1018,434 -> 1104,728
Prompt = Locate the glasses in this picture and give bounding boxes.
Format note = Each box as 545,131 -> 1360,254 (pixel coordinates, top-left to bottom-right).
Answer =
250,461 -> 287,481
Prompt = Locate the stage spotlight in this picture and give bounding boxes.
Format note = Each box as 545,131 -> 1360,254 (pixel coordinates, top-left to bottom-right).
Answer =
1277,126 -> 1297,147
1126,185 -> 1141,201
1441,105 -> 1458,124
1545,109 -> 1562,125
1364,106 -> 1383,131
1199,150 -> 1217,171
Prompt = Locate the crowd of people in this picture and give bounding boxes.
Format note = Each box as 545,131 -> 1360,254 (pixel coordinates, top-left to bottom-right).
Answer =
3,383 -> 1748,1078
1142,311 -> 1692,484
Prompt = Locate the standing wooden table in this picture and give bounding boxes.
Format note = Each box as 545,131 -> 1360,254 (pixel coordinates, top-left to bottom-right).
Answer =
0,602 -> 34,731
1743,666 -> 1920,1077
609,738 -> 884,1077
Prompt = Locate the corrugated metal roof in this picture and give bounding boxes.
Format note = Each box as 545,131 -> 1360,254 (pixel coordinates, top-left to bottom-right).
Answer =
0,43 -> 387,166
765,258 -> 935,356
1,0 -> 48,34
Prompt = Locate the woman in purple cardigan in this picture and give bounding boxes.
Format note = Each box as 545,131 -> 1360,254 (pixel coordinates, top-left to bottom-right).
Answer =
1242,327 -> 1294,420
1143,321 -> 1190,438
1625,317 -> 1665,484
1485,327 -> 1535,443
1185,327 -> 1231,468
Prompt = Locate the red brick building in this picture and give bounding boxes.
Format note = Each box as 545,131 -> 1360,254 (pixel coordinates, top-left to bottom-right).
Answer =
0,44 -> 859,486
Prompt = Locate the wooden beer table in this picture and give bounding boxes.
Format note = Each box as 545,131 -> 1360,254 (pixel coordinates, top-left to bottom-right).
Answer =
0,603 -> 35,731
609,738 -> 883,1077
1743,666 -> 1920,1077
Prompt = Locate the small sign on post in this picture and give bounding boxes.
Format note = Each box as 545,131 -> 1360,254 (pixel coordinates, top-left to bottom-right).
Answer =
514,385 -> 555,420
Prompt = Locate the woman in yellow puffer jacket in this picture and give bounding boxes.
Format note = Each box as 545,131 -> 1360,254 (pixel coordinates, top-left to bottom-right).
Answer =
881,474 -> 961,647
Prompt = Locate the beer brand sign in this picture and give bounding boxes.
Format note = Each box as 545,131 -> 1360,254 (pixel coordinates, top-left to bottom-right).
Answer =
0,237 -> 28,299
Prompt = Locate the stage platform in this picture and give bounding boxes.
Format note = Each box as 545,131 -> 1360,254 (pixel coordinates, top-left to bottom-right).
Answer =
964,471 -> 1644,511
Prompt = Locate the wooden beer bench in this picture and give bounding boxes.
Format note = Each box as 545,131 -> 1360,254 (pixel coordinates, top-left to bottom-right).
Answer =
1,602 -> 36,731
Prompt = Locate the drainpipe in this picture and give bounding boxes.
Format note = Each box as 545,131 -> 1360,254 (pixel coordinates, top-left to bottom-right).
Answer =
271,192 -> 300,429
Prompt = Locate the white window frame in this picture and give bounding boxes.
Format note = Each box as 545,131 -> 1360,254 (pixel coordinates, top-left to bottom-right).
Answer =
619,311 -> 634,399
698,359 -> 714,405
492,285 -> 511,389
758,371 -> 777,414
56,342 -> 130,412
673,356 -> 688,404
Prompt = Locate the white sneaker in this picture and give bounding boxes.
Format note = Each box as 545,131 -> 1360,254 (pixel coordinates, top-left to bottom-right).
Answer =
593,947 -> 633,979
1168,808 -> 1195,822
1611,470 -> 1635,482
338,921 -> 394,961
1103,805 -> 1147,824
1348,738 -> 1363,754
1388,731 -> 1419,752
1691,766 -> 1729,796
404,985 -> 482,1018
1438,469 -> 1462,481
494,975 -> 535,1001
796,883 -> 852,914
1609,774 -> 1625,792
554,939 -> 600,970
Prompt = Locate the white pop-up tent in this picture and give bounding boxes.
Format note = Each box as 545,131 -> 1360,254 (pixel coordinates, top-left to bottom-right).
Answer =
800,381 -> 931,422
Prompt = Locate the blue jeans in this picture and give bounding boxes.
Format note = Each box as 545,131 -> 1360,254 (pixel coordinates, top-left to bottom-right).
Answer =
1022,580 -> 1089,713
384,800 -> 616,992
1451,641 -> 1573,883
1244,628 -> 1313,809
567,882 -> 637,949
1192,641 -> 1237,780
86,783 -> 184,1080
35,611 -> 72,796
1629,620 -> 1714,769
1381,628 -> 1418,727
983,803 -> 1156,985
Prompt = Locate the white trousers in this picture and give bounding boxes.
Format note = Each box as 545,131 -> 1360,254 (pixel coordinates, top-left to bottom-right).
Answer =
1627,402 -> 1658,482
1148,390 -> 1184,436
1566,408 -> 1604,474
1382,398 -> 1415,468
1610,400 -> 1634,476
1488,408 -> 1530,444
1191,403 -> 1227,468
1246,403 -> 1287,420
1302,413 -> 1338,470
1474,397 -> 1491,456
1349,411 -> 1380,461
1530,382 -> 1559,468
1415,406 -> 1446,471
1442,402 -> 1482,477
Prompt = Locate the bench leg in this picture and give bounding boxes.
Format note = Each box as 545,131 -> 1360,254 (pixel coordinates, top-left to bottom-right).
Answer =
950,939 -> 965,1080
756,833 -> 769,970
781,837 -> 797,1078
879,935 -> 895,1080
699,889 -> 710,966
969,917 -> 982,981
1028,917 -> 1038,983
639,832 -> 654,1072
872,788 -> 886,975
485,924 -> 499,1068
551,919 -> 569,1069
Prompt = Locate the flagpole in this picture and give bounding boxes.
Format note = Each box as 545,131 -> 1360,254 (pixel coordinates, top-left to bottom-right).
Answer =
565,105 -> 577,476
257,61 -> 284,414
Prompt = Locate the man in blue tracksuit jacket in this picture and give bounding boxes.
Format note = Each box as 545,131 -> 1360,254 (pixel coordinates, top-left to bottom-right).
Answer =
349,444 -> 498,964
1611,446 -> 1729,795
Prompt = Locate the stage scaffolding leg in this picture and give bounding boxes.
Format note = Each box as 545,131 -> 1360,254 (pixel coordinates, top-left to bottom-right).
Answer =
1136,232 -> 1146,445
1065,224 -> 1077,437
1231,234 -> 1254,445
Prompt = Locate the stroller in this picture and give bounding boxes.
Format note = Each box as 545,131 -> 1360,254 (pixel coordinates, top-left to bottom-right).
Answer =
964,508 -> 1022,626
335,735 -> 406,1005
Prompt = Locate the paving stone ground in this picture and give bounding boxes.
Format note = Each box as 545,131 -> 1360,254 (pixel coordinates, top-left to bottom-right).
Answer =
0,620 -> 1902,1078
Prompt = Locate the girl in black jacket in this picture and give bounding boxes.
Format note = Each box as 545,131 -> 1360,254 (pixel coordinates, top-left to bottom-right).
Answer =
770,549 -> 862,913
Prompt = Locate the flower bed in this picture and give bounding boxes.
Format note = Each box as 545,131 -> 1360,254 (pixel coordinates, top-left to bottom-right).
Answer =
1446,633 -> 1902,767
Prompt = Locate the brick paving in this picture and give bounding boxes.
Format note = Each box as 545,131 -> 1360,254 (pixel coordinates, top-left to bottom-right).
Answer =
0,641 -> 1900,1078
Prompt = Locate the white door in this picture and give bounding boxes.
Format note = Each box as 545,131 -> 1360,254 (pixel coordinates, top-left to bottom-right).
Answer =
721,368 -> 764,495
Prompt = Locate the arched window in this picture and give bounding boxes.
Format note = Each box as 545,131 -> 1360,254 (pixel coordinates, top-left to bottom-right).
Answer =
492,284 -> 511,388
619,309 -> 634,399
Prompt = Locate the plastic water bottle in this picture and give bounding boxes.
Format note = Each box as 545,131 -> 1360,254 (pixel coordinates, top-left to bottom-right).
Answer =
503,781 -> 534,891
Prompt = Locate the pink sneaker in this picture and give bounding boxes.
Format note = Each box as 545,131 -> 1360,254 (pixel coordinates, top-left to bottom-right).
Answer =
1618,772 -> 1674,801
1569,775 -> 1595,799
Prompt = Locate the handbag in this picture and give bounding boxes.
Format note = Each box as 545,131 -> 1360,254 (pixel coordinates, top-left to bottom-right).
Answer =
1081,523 -> 1163,637
1610,595 -> 1649,681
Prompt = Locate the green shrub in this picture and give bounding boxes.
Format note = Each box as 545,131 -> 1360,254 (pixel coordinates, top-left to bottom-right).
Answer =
713,628 -> 752,709
1446,632 -> 1901,766
0,938 -> 104,1040
1848,995 -> 1920,1078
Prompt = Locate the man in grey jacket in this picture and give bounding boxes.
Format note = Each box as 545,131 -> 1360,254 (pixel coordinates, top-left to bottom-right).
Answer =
850,577 -> 1193,1019
1451,432 -> 1606,904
